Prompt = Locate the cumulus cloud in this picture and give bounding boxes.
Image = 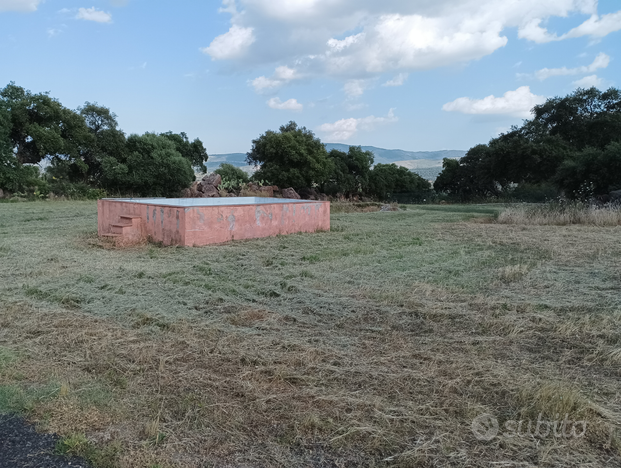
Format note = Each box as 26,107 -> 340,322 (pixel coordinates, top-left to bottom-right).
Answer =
267,97 -> 303,111
206,0 -> 620,84
202,25 -> 255,60
0,0 -> 40,12
318,109 -> 398,142
573,74 -> 604,88
76,7 -> 112,23
251,66 -> 300,93
563,11 -> 621,39
343,79 -> 371,97
442,86 -> 545,118
383,73 -> 408,87
535,52 -> 609,80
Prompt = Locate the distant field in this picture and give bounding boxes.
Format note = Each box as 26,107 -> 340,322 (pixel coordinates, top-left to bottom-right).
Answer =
0,201 -> 620,467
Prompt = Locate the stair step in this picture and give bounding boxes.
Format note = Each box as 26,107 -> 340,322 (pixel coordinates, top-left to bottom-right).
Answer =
120,215 -> 142,219
101,233 -> 121,238
111,223 -> 133,228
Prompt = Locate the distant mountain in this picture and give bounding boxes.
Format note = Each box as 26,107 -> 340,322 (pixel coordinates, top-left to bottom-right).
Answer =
323,144 -> 465,166
208,145 -> 466,180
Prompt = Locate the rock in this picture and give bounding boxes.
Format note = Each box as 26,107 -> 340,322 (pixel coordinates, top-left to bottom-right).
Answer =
0,188 -> 4,199
258,186 -> 274,197
281,187 -> 301,199
247,182 -> 260,192
181,188 -> 192,198
298,187 -> 319,200
317,193 -> 329,201
610,189 -> 621,201
201,173 -> 222,187
201,184 -> 220,197
271,186 -> 280,193
380,204 -> 399,212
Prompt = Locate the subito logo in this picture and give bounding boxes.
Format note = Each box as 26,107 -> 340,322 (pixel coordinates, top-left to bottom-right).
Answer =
471,414 -> 499,441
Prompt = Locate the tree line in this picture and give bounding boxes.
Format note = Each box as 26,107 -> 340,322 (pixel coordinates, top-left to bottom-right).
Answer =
0,82 -> 206,198
435,87 -> 621,201
3,81 -> 619,203
0,82 -> 431,201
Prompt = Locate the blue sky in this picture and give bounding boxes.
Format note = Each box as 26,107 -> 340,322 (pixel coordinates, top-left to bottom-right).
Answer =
1,0 -> 620,156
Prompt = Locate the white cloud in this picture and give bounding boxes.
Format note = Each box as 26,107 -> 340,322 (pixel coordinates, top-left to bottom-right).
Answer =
251,66 -> 301,93
267,97 -> 303,111
535,52 -> 609,80
343,79 -> 370,97
563,11 -> 621,39
572,74 -> 604,88
47,28 -> 62,38
382,73 -> 408,87
201,25 -> 255,60
442,86 -> 546,118
76,7 -> 112,23
0,0 -> 40,12
318,108 -> 398,142
206,0 -> 620,84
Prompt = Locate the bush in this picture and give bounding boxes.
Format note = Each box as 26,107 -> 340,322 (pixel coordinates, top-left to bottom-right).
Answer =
214,163 -> 249,190
368,163 -> 431,201
100,133 -> 194,197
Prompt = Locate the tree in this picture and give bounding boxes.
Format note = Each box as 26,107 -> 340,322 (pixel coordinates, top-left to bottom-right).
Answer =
246,121 -> 333,189
0,82 -> 91,166
555,142 -> 621,198
324,146 -> 374,197
435,86 -> 621,200
368,163 -> 431,200
100,133 -> 194,197
0,99 -> 43,193
160,132 -> 208,172
214,163 -> 249,186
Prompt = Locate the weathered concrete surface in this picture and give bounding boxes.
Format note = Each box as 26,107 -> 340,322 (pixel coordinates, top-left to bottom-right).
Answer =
98,198 -> 330,246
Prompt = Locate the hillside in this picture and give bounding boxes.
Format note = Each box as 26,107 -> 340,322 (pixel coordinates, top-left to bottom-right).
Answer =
209,145 -> 466,180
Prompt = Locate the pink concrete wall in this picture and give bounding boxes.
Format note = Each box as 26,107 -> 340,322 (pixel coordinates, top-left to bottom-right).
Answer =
98,200 -> 186,245
183,201 -> 330,246
98,199 -> 330,246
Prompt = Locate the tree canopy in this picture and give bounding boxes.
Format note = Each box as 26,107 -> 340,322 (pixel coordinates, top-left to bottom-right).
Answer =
101,133 -> 195,197
324,146 -> 374,197
435,87 -> 621,199
246,121 -> 333,189
160,131 -> 209,172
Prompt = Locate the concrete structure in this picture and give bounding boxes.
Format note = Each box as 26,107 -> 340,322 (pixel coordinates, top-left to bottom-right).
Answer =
98,197 -> 330,246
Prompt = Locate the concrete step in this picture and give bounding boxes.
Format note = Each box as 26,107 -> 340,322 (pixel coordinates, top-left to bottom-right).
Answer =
111,223 -> 133,234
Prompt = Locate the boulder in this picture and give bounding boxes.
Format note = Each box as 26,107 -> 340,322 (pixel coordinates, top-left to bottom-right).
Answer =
281,187 -> 301,199
247,182 -> 260,192
317,193 -> 329,201
298,187 -> 319,200
0,188 -> 4,199
201,184 -> 220,197
258,186 -> 274,197
610,189 -> 621,201
201,173 -> 222,187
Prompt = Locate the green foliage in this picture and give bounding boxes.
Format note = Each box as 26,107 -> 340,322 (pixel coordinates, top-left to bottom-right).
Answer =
555,142 -> 621,198
0,82 -> 91,166
324,146 -> 374,196
247,121 -> 333,189
100,133 -> 194,197
436,87 -> 621,200
76,102 -> 128,183
215,163 -> 249,190
160,131 -> 208,172
368,163 -> 431,201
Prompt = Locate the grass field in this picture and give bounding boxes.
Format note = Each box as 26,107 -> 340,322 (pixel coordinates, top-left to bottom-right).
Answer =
1,201 -> 620,467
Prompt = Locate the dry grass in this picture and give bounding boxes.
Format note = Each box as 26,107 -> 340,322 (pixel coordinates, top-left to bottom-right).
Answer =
498,202 -> 621,226
1,201 -> 620,467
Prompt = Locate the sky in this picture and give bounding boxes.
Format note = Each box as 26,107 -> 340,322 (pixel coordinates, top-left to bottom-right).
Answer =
1,0 -> 620,156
